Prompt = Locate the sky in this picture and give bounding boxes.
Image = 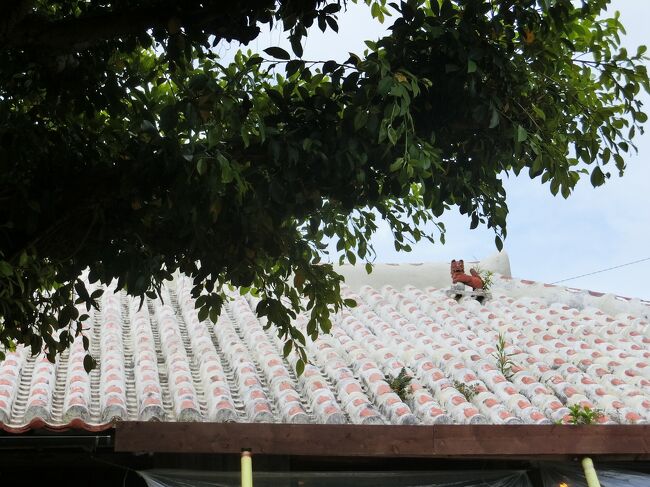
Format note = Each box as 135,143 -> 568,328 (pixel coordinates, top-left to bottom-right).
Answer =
224,1 -> 650,300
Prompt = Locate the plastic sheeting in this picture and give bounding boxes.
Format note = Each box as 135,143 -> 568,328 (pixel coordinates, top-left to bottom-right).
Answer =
138,469 -> 532,487
540,462 -> 650,487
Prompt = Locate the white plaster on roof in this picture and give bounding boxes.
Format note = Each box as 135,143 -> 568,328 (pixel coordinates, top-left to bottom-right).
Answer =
0,252 -> 648,432
335,251 -> 512,290
492,276 -> 650,321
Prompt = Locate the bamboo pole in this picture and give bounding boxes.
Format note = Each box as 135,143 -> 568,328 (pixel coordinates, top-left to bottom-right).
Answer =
581,457 -> 601,487
241,449 -> 253,487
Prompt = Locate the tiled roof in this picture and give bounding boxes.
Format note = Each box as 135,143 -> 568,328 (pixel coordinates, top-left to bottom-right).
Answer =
1,267 -> 649,432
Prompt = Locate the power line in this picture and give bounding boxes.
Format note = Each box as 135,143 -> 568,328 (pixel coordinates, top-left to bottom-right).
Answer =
551,257 -> 650,284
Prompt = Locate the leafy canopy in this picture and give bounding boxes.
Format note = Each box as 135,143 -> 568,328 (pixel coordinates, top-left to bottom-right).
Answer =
0,0 -> 647,370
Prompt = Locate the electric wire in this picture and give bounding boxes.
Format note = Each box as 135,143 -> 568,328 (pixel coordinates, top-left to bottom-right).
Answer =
550,257 -> 650,284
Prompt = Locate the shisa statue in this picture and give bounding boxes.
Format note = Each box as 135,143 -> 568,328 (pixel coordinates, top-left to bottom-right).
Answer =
450,259 -> 484,290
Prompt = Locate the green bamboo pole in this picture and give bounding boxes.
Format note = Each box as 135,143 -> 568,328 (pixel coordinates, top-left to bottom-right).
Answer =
241,450 -> 253,487
582,457 -> 601,487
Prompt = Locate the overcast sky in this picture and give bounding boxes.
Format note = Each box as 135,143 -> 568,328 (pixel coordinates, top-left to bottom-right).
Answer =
227,1 -> 650,300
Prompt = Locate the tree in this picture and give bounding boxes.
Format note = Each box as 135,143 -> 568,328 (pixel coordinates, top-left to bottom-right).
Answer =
0,0 -> 647,370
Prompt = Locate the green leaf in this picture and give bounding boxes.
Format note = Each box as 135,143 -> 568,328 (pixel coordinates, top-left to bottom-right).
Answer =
218,155 -> 233,183
159,106 -> 178,132
470,213 -> 479,230
516,125 -> 528,142
290,37 -> 303,58
283,340 -> 292,357
495,235 -> 503,251
322,4 -> 341,14
532,105 -> 546,121
198,306 -> 209,322
196,158 -> 207,175
561,183 -> 571,199
209,306 -> 219,323
325,16 -> 339,32
467,59 -> 477,73
489,109 -> 499,128
0,261 -> 12,277
83,354 -> 97,373
590,166 -> 605,187
389,157 -> 403,172
286,59 -> 304,77
295,358 -> 305,376
371,2 -> 381,18
263,47 -> 290,60
387,126 -> 397,145
245,55 -> 264,67
354,111 -> 368,131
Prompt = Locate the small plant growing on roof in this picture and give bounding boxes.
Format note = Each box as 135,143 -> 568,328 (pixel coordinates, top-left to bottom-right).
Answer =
567,404 -> 603,425
453,380 -> 479,401
473,266 -> 494,291
385,368 -> 413,402
492,333 -> 516,381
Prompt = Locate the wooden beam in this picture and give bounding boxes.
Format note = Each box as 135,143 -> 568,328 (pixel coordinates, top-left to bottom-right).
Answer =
115,423 -> 650,458
432,425 -> 650,456
115,423 -> 433,456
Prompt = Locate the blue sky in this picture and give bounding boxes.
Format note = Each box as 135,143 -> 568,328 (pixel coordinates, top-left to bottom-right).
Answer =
228,1 -> 650,300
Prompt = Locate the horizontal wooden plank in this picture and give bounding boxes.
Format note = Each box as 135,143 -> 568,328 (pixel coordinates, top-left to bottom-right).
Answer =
115,422 -> 434,456
432,425 -> 650,456
115,423 -> 650,458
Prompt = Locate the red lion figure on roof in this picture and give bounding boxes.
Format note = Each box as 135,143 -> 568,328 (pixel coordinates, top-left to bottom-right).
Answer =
450,259 -> 484,290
